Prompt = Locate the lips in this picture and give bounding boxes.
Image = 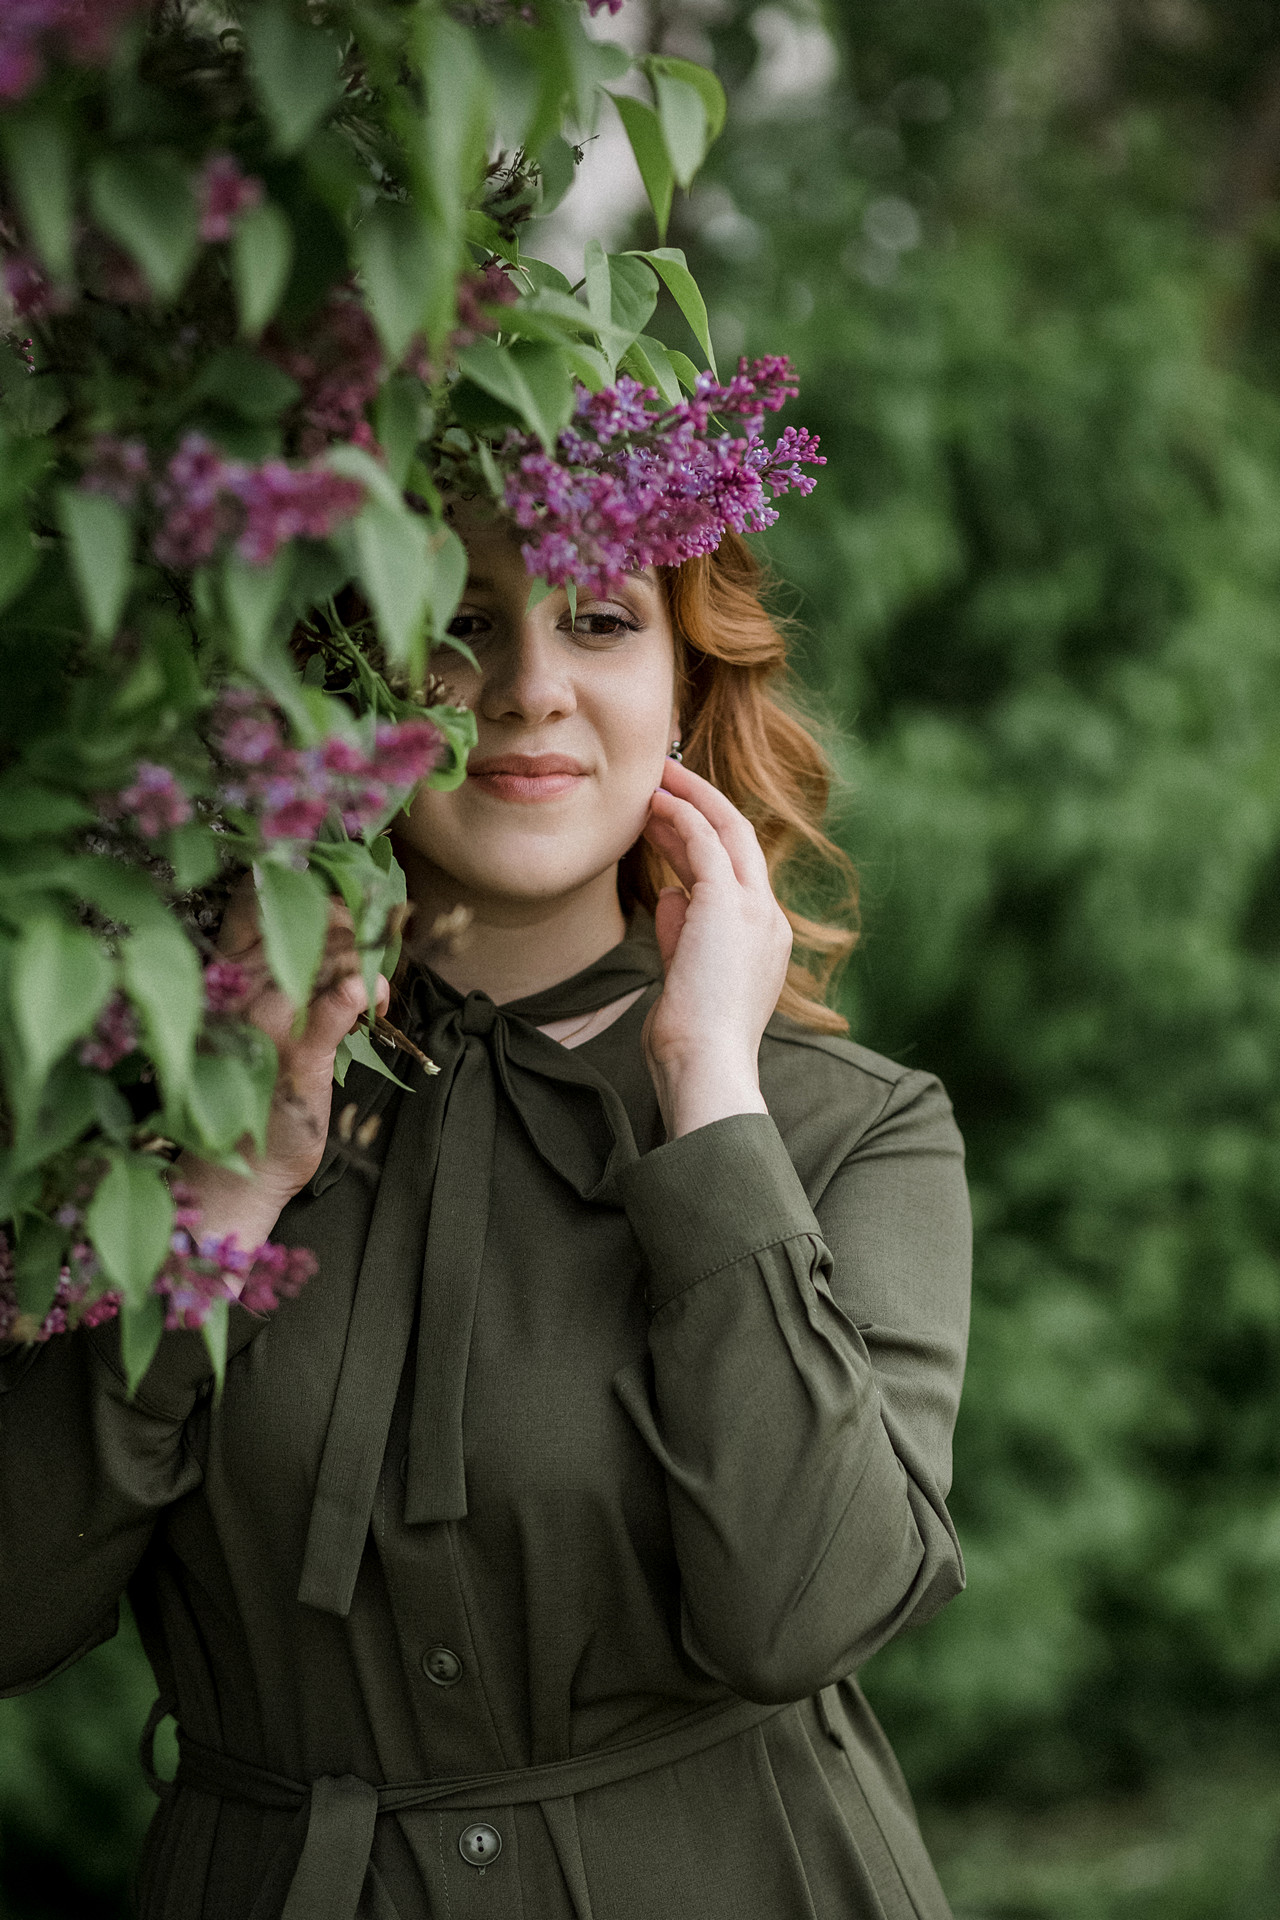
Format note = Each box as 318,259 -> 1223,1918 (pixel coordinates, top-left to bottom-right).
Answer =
467,753 -> 588,802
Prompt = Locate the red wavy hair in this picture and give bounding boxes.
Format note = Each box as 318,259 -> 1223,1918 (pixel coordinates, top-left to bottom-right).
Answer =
620,531 -> 858,1034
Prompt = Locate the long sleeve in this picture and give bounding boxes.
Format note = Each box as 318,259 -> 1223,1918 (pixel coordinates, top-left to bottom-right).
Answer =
0,1321 -> 220,1695
612,1067 -> 971,1704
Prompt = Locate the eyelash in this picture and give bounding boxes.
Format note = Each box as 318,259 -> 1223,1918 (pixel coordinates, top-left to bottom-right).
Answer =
444,609 -> 641,645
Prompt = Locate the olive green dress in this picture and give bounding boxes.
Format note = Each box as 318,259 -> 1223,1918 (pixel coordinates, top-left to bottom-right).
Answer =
0,912 -> 971,1920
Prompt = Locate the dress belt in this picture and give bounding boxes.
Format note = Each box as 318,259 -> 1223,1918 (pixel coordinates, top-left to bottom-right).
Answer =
175,1693 -> 788,1920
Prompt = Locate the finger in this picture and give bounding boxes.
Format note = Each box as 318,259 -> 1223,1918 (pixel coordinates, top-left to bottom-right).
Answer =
645,788 -> 738,892
652,886 -> 688,967
658,760 -> 771,889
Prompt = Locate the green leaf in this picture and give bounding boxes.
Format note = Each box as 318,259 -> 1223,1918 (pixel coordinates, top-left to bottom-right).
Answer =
340,1024 -> 412,1090
424,525 -> 469,642
0,351 -> 66,436
356,199 -> 443,363
120,918 -> 203,1101
66,855 -> 171,932
626,247 -> 717,374
167,823 -> 220,891
120,1295 -> 165,1390
254,859 -> 329,1012
376,375 -> 432,490
88,153 -> 199,303
611,95 -> 674,242
202,1297 -> 229,1394
11,916 -> 113,1082
57,488 -> 133,642
348,498 -> 431,671
197,348 -> 300,423
533,135 -> 576,218
1,112 -> 75,281
222,547 -> 295,667
651,72 -> 708,192
666,348 -> 701,393
620,336 -> 682,409
231,200 -> 294,337
0,778 -> 93,841
0,517 -> 38,615
14,1219 -> 66,1320
244,3 -> 341,156
644,56 -> 727,143
413,13 -> 492,240
455,339 -> 573,452
606,253 -> 660,340
185,1051 -> 270,1158
85,1155 -> 175,1310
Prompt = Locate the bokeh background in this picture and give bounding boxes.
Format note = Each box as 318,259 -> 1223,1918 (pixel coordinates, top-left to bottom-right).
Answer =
7,0 -> 1280,1913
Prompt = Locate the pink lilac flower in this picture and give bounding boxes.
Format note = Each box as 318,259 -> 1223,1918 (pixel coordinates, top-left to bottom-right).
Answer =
203,959 -> 251,1014
209,689 -> 445,842
263,289 -> 385,457
0,0 -> 145,103
151,433 -> 365,571
1,251 -> 69,318
81,434 -> 150,507
586,0 -> 624,13
78,992 -> 139,1071
490,357 -> 824,594
224,460 -> 366,566
117,761 -> 192,837
451,262 -> 518,347
197,154 -> 264,244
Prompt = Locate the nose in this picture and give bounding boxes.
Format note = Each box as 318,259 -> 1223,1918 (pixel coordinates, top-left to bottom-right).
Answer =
477,619 -> 576,726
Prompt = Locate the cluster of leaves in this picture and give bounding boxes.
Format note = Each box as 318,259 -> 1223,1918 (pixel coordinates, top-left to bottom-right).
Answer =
0,0 -> 774,1387
677,0 -> 1280,1847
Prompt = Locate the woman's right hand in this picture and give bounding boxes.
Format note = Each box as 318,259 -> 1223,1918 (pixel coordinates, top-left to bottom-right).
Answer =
174,874 -> 390,1254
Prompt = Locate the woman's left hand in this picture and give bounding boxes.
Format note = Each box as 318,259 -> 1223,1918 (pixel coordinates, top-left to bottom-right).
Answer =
640,758 -> 794,1139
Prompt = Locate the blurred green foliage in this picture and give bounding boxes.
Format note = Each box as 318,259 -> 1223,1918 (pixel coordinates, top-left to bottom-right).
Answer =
9,0 -> 1280,1915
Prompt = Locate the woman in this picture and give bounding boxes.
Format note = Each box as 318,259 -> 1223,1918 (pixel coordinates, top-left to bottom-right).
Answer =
0,515 -> 971,1920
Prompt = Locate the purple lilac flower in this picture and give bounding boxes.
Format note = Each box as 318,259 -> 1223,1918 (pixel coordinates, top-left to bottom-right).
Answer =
0,0 -> 146,102
116,761 -> 192,837
203,959 -> 251,1014
81,434 -> 150,507
150,433 -> 366,571
263,289 -> 385,457
209,689 -> 446,843
1,251 -> 70,318
197,154 -> 264,244
493,357 -> 824,594
78,992 -> 139,1071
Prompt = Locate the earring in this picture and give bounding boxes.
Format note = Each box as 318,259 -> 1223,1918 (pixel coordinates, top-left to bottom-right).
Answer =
667,739 -> 683,763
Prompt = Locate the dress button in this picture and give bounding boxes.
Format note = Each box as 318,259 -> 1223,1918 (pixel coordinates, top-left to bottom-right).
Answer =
459,1823 -> 502,1867
422,1645 -> 463,1687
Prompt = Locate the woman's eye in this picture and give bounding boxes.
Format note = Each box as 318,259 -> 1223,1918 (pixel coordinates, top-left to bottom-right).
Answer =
445,612 -> 489,642
567,611 -> 638,641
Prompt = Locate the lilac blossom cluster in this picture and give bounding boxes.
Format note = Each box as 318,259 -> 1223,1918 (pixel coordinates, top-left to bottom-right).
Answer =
497,357 -> 825,593
79,429 -> 368,572
209,688 -> 447,842
197,154 -> 264,244
75,964 -> 251,1078
0,1192 -> 317,1346
0,0 -> 144,102
263,288 -> 385,457
153,434 -> 368,570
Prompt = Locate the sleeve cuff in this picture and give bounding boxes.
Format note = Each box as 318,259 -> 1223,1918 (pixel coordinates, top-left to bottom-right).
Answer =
616,1112 -> 822,1313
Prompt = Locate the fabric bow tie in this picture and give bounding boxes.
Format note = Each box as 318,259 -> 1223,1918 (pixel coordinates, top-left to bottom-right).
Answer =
296,920 -> 663,1617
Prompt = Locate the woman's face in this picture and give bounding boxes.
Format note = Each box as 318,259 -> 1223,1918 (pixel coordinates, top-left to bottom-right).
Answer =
396,517 -> 679,913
